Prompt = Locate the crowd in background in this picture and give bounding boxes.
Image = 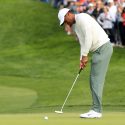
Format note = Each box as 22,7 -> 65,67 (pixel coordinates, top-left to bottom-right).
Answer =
41,0 -> 125,48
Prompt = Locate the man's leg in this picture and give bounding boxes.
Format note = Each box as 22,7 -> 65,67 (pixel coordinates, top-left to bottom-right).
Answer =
90,42 -> 113,113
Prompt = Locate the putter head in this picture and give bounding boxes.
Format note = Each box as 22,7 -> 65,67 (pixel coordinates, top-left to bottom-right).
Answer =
55,110 -> 63,114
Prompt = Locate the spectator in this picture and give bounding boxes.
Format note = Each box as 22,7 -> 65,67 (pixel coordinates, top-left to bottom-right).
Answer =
76,0 -> 86,5
76,5 -> 85,13
107,0 -> 117,22
108,0 -> 117,44
116,5 -> 123,46
83,0 -> 93,8
53,0 -> 125,46
68,1 -> 78,13
92,0 -> 104,20
97,6 -> 115,43
53,0 -> 64,8
120,0 -> 125,7
120,7 -> 125,46
87,3 -> 94,15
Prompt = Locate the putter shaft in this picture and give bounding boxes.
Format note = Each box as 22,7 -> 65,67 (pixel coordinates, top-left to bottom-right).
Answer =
55,69 -> 82,114
60,73 -> 80,111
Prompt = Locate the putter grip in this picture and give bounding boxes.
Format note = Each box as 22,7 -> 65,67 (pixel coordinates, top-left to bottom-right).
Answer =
78,68 -> 82,74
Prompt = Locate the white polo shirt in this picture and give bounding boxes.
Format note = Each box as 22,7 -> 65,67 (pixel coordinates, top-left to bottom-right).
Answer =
72,13 -> 110,60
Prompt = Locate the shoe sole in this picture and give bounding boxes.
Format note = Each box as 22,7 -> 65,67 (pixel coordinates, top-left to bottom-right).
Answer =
80,116 -> 102,119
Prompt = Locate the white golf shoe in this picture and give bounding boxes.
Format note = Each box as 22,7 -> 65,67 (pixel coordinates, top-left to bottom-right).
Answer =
80,110 -> 102,118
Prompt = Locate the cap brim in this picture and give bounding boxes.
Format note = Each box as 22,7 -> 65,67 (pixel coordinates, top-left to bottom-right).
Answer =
60,19 -> 64,26
60,22 -> 64,26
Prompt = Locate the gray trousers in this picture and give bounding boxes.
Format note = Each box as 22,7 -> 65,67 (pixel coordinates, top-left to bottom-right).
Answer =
90,42 -> 113,113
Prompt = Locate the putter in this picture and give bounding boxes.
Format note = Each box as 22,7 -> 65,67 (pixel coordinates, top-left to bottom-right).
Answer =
55,68 -> 82,114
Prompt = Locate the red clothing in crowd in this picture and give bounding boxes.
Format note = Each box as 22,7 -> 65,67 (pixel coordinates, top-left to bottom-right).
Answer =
122,13 -> 125,26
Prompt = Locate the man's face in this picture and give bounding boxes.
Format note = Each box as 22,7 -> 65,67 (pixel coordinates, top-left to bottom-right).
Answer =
64,12 -> 74,27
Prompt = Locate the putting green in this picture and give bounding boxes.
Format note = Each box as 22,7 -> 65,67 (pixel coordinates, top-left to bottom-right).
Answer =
0,86 -> 37,112
0,112 -> 124,125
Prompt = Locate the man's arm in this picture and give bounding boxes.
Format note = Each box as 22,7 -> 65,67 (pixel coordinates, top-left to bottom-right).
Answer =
78,16 -> 92,68
77,15 -> 93,59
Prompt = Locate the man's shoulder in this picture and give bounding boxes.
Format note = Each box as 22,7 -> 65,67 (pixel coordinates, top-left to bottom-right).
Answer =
75,13 -> 93,23
75,13 -> 90,20
76,13 -> 88,17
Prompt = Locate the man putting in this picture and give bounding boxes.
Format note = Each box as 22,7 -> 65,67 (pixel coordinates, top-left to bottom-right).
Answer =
58,8 -> 113,118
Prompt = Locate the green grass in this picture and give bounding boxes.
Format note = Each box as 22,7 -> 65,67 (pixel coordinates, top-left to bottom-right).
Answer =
0,86 -> 37,112
0,0 -> 125,115
0,0 -> 125,125
0,112 -> 125,125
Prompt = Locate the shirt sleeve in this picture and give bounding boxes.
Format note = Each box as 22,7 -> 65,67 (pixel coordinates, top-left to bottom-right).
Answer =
78,17 -> 93,60
97,14 -> 103,26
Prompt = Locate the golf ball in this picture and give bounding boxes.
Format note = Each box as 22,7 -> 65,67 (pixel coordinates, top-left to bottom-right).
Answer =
44,116 -> 48,120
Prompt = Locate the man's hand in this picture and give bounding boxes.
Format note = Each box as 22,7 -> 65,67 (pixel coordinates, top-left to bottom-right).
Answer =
80,56 -> 88,69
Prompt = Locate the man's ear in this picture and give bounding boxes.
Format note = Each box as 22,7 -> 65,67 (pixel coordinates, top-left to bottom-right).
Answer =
65,12 -> 69,18
67,11 -> 71,16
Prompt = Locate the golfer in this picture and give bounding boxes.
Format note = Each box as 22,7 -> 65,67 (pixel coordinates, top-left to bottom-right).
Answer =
58,8 -> 113,118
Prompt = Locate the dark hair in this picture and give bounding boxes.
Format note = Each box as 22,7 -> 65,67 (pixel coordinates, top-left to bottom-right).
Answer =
122,7 -> 125,14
